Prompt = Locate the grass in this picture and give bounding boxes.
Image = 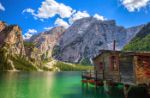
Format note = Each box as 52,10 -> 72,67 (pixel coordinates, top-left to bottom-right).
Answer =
123,23 -> 150,51
24,41 -> 35,48
42,58 -> 53,64
0,47 -> 12,70
0,47 -> 37,71
0,45 -> 93,71
80,58 -> 92,66
54,61 -> 94,71
11,56 -> 37,71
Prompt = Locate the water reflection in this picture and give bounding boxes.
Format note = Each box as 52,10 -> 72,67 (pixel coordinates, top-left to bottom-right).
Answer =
0,72 -> 149,98
0,72 -> 55,98
81,85 -> 123,98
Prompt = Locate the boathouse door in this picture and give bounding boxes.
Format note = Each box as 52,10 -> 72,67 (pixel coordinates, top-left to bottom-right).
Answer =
119,56 -> 135,85
108,55 -> 120,82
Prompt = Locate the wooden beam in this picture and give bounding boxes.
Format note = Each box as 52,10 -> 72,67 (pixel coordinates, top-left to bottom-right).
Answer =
133,56 -> 138,85
103,80 -> 110,94
123,84 -> 132,98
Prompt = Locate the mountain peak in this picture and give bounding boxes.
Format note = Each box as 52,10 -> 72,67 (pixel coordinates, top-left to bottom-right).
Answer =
52,18 -> 143,63
0,21 -> 7,32
27,26 -> 65,60
44,26 -> 65,34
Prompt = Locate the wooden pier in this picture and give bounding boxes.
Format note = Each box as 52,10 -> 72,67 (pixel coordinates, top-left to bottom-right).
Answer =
81,71 -> 104,87
81,70 -> 120,88
81,70 -> 150,98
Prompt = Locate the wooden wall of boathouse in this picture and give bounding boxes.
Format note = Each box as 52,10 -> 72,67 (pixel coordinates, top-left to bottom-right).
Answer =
93,51 -> 120,82
133,55 -> 150,85
93,51 -> 150,86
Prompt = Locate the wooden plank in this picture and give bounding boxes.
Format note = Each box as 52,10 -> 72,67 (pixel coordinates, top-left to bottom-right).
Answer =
119,56 -> 135,85
133,56 -> 137,85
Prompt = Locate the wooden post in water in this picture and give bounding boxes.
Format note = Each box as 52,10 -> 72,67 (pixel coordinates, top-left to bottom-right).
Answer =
123,84 -> 128,98
81,71 -> 84,86
123,84 -> 132,98
147,83 -> 150,93
95,71 -> 98,89
90,70 -> 91,78
148,87 -> 150,96
103,80 -> 110,94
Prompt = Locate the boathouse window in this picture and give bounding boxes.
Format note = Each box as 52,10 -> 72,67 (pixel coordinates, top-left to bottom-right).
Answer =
99,62 -> 103,70
110,56 -> 118,71
138,56 -> 150,67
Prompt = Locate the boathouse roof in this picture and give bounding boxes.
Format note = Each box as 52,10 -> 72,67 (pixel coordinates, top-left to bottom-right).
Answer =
93,50 -> 150,60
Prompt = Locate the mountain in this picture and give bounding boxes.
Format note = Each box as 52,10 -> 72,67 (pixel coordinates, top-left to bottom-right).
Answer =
123,23 -> 150,51
28,26 -> 65,60
0,21 -> 37,71
52,17 -> 143,64
0,23 -> 25,56
0,21 -> 91,71
24,26 -> 92,71
0,18 -> 148,71
0,21 -> 6,32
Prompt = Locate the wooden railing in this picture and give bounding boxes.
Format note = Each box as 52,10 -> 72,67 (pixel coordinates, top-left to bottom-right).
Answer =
82,70 -> 121,82
82,70 -> 103,81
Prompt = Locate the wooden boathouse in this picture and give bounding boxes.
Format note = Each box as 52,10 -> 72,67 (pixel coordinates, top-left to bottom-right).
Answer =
81,41 -> 150,97
82,50 -> 150,98
82,50 -> 150,97
92,50 -> 150,86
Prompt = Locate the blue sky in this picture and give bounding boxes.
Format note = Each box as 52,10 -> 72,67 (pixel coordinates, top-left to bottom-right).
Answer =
0,0 -> 150,39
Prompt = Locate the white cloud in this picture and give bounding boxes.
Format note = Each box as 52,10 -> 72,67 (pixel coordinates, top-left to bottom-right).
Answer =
0,2 -> 5,11
54,18 -> 69,28
22,0 -> 106,29
22,8 -> 35,15
23,29 -> 38,40
120,0 -> 150,12
23,0 -> 73,19
69,11 -> 90,24
44,26 -> 53,30
94,14 -> 106,21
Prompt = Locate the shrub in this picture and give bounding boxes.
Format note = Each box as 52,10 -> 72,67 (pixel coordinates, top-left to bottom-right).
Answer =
52,45 -> 61,56
24,41 -> 35,48
80,58 -> 92,66
54,61 -> 93,71
11,56 -> 37,71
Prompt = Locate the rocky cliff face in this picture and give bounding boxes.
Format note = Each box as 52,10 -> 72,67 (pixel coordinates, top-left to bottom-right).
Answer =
0,22 -> 25,56
0,21 -> 7,32
126,25 -> 144,43
0,21 -> 37,71
24,42 -> 42,67
52,17 -> 143,63
28,26 -> 65,60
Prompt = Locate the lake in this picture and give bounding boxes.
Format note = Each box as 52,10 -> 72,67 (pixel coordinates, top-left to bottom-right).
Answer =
0,72 -> 148,98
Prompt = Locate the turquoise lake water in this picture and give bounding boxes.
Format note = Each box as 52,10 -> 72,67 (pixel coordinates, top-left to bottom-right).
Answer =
0,72 -> 148,98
